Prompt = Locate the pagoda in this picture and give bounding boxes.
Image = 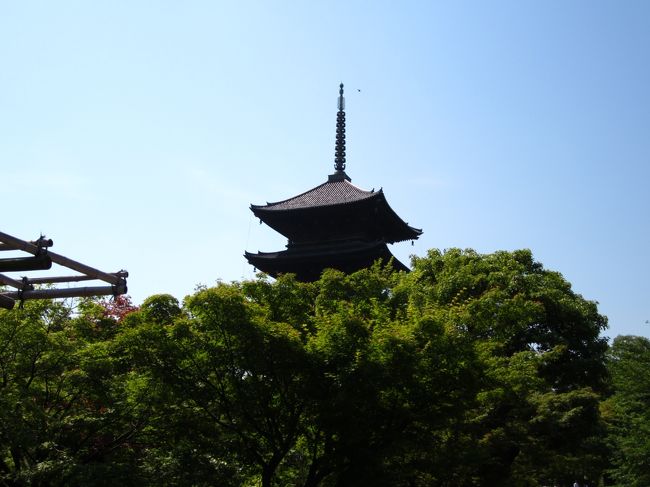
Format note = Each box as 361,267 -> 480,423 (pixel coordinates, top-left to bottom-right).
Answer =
244,84 -> 422,282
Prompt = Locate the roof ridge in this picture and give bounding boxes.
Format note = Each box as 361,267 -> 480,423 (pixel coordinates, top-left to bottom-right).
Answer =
252,180 -> 331,208
251,177 -> 378,211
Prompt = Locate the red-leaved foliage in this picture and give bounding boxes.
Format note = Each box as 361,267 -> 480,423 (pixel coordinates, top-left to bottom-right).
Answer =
99,294 -> 139,322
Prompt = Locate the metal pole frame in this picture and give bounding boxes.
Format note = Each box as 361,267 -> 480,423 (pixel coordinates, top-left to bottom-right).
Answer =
0,231 -> 128,310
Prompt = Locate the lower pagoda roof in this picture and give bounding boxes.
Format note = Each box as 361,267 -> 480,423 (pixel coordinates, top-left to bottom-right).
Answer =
244,239 -> 409,282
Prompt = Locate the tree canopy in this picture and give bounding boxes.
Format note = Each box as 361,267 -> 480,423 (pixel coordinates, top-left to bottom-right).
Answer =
0,249 -> 614,486
602,335 -> 650,486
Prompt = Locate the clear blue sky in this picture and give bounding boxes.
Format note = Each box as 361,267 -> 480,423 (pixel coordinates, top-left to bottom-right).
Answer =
2,1 -> 648,339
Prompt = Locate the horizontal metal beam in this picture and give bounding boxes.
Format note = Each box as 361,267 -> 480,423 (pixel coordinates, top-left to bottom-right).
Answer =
2,271 -> 129,287
0,254 -> 52,272
25,271 -> 128,285
26,274 -> 97,285
2,283 -> 127,301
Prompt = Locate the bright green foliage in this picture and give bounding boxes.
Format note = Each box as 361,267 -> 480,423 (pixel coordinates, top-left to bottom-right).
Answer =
0,299 -> 150,486
0,250 -> 611,486
603,335 -> 650,486
407,249 -> 609,486
297,266 -> 478,485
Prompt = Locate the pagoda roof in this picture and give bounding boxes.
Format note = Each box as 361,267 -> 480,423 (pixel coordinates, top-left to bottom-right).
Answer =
251,172 -> 422,243
244,83 -> 423,282
251,173 -> 378,212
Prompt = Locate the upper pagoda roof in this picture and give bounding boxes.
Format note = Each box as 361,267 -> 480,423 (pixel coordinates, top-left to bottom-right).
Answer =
250,171 -> 422,243
251,172 -> 379,212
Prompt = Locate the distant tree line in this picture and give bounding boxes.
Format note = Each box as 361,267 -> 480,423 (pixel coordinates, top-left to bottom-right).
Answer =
1,249 -> 647,486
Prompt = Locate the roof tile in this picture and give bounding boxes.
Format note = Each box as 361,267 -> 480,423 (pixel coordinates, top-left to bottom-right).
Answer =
254,179 -> 378,211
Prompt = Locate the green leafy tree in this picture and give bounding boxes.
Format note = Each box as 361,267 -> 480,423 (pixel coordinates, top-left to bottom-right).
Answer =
0,298 -> 150,486
127,268 -> 479,486
603,335 -> 650,486
0,248 -> 611,486
407,249 -> 609,486
121,285 -> 313,486
294,266 -> 479,486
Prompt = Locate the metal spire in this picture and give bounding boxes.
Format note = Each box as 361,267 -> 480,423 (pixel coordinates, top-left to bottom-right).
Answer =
334,83 -> 346,172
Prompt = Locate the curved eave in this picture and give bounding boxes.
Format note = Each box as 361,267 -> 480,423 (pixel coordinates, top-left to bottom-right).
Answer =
244,240 -> 410,280
373,190 -> 423,242
245,252 -> 410,273
254,190 -> 420,242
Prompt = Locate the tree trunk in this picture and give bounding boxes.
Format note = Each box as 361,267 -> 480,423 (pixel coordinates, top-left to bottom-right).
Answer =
261,451 -> 284,487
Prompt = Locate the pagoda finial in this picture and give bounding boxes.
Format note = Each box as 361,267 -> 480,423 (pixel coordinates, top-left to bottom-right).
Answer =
334,83 -> 346,172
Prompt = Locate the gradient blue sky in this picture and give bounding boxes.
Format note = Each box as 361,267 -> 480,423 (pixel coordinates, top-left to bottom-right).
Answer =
1,1 -> 648,339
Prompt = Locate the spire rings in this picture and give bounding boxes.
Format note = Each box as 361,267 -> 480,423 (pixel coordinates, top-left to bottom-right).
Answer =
334,83 -> 347,172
